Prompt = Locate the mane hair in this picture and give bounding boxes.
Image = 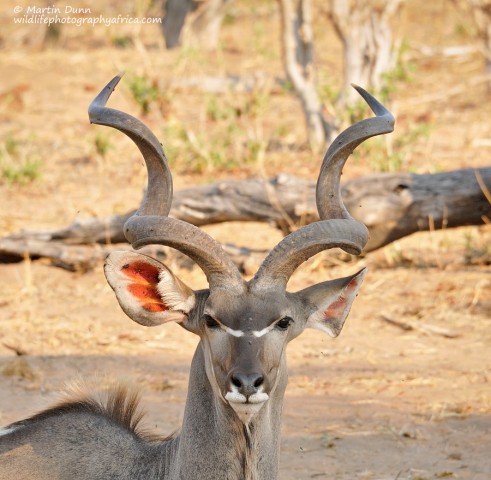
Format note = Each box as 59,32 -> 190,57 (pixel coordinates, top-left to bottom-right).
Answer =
8,383 -> 167,443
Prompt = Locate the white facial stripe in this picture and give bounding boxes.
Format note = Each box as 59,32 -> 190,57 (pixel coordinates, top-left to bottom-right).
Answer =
223,326 -> 245,337
252,325 -> 274,337
215,321 -> 279,338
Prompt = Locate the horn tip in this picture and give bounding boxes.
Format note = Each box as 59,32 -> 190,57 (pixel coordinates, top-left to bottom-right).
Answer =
350,84 -> 393,123
89,71 -> 125,124
105,72 -> 125,93
350,83 -> 366,95
88,72 -> 125,121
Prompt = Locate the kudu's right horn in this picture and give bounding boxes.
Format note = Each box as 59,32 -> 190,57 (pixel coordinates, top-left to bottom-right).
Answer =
252,85 -> 394,290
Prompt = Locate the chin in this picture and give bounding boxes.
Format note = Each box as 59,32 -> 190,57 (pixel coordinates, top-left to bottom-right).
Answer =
228,400 -> 267,424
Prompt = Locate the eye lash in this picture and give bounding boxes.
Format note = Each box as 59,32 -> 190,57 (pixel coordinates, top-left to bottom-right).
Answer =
203,314 -> 220,329
275,316 -> 293,331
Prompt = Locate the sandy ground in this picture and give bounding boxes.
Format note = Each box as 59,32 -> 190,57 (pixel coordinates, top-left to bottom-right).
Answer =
1,0 -> 490,479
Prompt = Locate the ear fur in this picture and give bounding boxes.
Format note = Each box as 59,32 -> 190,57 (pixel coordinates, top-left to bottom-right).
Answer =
301,268 -> 367,337
104,251 -> 195,327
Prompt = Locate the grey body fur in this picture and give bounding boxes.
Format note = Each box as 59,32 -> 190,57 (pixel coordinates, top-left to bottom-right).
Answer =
0,342 -> 285,480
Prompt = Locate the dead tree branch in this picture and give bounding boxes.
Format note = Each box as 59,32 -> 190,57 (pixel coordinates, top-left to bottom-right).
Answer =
1,168 -> 490,271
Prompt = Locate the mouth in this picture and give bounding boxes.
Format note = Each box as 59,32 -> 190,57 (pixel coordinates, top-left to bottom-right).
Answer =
225,390 -> 269,423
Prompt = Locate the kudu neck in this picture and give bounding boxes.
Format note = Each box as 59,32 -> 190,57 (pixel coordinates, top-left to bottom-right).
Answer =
167,342 -> 287,480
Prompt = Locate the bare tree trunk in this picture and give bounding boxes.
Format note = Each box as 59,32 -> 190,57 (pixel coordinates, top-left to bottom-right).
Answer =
162,0 -> 233,50
277,0 -> 333,149
328,0 -> 402,105
185,0 -> 233,49
10,0 -> 62,49
467,0 -> 491,77
162,0 -> 195,49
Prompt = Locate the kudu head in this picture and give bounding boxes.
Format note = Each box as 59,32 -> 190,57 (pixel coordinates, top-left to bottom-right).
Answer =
89,74 -> 394,424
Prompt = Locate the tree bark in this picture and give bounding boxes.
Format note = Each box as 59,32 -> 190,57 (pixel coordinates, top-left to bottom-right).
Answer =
162,0 -> 195,49
467,0 -> 491,77
328,0 -> 402,105
162,0 -> 233,50
1,168 -> 489,271
345,168 -> 491,251
186,0 -> 233,49
278,0 -> 333,149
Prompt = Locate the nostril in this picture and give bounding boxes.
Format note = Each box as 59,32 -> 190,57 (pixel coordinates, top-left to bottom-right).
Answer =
230,372 -> 264,396
231,375 -> 242,389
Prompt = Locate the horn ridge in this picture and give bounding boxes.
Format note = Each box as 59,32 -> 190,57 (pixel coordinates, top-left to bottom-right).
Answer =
252,86 -> 394,290
124,216 -> 244,289
316,85 -> 394,221
89,74 -> 243,289
88,73 -> 173,218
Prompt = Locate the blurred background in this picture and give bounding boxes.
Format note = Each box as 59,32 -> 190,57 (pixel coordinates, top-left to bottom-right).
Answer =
0,1 -> 490,479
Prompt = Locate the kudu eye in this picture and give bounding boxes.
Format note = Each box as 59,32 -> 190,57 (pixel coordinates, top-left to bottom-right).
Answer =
275,317 -> 293,331
203,314 -> 220,329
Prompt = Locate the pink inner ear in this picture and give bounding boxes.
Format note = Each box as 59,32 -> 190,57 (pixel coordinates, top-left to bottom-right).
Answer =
323,297 -> 347,320
323,278 -> 357,320
121,261 -> 168,313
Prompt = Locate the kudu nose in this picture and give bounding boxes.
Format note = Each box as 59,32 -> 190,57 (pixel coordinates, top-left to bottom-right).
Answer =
230,372 -> 264,398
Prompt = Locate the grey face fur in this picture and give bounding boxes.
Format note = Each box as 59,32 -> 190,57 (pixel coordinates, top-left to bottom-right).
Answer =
0,75 -> 393,480
198,276 -> 366,423
104,249 -> 367,426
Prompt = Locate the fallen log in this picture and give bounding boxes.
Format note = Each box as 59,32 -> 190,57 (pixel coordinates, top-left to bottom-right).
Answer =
346,167 -> 491,251
1,167 -> 489,271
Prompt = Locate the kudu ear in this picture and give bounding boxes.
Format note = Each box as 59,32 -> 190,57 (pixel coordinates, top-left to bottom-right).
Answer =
104,251 -> 196,327
300,268 -> 367,337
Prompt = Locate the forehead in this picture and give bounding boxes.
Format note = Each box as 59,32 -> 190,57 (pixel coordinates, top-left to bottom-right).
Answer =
206,287 -> 288,330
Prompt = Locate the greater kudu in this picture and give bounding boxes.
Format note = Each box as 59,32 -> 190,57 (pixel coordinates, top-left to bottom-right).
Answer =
0,74 -> 394,480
